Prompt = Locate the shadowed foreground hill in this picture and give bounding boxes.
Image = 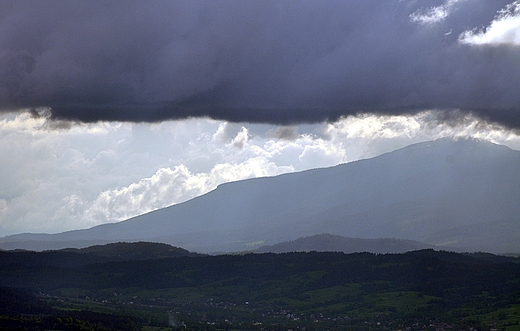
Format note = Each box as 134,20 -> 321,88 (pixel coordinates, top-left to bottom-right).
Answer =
1,138 -> 519,253
61,241 -> 201,260
1,249 -> 520,330
0,242 -> 201,268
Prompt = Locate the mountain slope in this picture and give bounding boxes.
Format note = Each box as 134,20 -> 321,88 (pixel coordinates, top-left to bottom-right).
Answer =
1,138 -> 519,253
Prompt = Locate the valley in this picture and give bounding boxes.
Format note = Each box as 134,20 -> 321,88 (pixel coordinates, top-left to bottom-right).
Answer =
1,243 -> 520,330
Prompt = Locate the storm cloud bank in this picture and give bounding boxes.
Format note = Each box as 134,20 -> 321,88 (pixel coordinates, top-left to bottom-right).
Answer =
1,0 -> 520,127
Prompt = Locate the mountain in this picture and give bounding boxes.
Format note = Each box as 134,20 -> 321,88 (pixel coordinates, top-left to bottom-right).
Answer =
1,138 -> 519,253
255,234 -> 436,254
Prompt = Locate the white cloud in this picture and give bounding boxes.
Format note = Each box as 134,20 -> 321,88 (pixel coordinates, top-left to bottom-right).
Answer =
83,166 -> 206,224
410,0 -> 464,25
459,1 -> 520,45
82,157 -> 293,226
0,110 -> 519,235
230,126 -> 250,149
298,136 -> 346,168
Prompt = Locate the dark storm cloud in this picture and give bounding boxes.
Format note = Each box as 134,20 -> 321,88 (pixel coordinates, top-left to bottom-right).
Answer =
268,126 -> 299,140
1,0 -> 520,127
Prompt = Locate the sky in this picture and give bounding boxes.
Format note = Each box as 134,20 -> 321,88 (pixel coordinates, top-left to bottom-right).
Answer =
1,0 -> 520,236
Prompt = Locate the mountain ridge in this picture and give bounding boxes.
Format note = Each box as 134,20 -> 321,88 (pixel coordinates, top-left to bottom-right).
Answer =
1,138 -> 519,253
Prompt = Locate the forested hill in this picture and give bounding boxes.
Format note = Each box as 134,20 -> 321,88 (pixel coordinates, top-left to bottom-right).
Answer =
0,242 -> 201,267
61,241 -> 201,259
255,234 -> 436,253
0,248 -> 518,295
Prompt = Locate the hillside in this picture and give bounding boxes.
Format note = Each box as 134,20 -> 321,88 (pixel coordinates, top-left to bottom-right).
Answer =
1,138 -> 519,253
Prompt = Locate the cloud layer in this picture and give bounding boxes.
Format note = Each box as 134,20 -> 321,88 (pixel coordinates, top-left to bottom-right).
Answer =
1,111 -> 519,235
1,1 -> 520,127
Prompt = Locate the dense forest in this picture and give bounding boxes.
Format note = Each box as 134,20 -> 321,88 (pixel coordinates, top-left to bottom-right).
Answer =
1,243 -> 520,330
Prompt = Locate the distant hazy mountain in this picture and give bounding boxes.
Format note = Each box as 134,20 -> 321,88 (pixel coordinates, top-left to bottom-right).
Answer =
1,138 -> 519,253
255,234 -> 436,254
